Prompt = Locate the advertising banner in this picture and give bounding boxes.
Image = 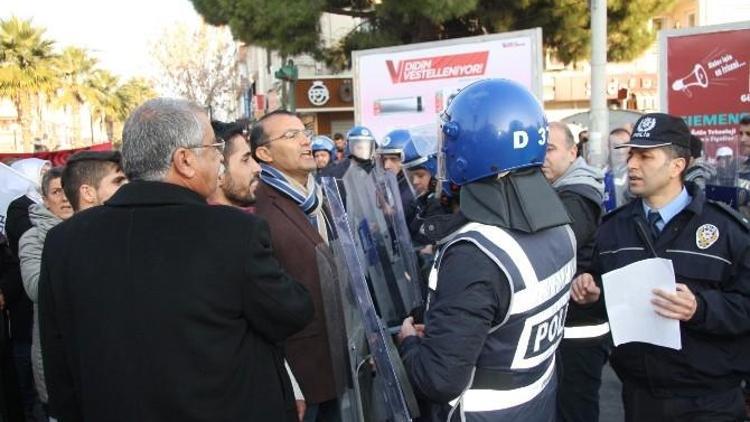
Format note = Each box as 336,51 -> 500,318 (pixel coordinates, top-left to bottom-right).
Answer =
352,29 -> 543,142
0,142 -> 114,166
660,22 -> 750,159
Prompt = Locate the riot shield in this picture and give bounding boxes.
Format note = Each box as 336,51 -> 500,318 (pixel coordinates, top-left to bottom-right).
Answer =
315,245 -> 350,407
341,164 -> 423,329
370,166 -> 423,309
703,135 -> 750,215
322,176 -> 419,422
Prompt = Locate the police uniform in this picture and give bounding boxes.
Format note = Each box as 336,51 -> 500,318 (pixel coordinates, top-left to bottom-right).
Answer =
408,218 -> 576,421
590,183 -> 750,420
398,79 -> 575,422
585,113 -> 750,421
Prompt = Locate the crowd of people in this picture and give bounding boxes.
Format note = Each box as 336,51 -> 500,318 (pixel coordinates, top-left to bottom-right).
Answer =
0,81 -> 748,422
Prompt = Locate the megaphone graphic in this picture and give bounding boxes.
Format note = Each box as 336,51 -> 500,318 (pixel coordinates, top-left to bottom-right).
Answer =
672,64 -> 709,97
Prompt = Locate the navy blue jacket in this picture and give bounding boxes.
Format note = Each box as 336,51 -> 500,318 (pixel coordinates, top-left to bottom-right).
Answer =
589,183 -> 750,395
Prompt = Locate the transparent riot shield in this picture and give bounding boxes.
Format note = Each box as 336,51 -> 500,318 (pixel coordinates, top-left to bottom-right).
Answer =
703,136 -> 749,215
315,245 -> 350,408
341,164 -> 423,329
322,176 -> 419,422
370,166 -> 423,309
603,133 -> 632,212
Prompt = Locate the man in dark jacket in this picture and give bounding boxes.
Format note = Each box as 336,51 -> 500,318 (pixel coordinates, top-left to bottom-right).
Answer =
542,122 -> 608,422
572,113 -> 750,421
250,110 -> 345,421
38,98 -> 314,422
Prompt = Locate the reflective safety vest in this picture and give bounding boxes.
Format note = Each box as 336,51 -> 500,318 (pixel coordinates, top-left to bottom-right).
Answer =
428,222 -> 576,420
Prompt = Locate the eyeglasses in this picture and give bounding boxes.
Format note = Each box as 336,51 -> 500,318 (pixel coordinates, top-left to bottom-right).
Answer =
186,138 -> 226,154
265,129 -> 315,144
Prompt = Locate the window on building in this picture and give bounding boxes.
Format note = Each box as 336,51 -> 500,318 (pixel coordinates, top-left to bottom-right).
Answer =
652,18 -> 664,31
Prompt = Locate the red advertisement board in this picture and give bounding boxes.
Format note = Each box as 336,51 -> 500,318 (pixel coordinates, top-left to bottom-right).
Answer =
0,142 -> 113,167
664,25 -> 750,158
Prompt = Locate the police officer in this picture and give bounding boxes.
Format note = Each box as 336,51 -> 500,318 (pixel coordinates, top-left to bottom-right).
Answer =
321,126 -> 376,178
398,79 -> 576,421
572,113 -> 750,421
402,147 -> 449,247
378,129 -> 417,210
311,135 -> 336,174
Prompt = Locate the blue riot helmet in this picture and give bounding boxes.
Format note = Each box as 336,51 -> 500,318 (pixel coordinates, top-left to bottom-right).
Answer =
311,135 -> 336,170
345,125 -> 376,161
378,129 -> 413,159
438,78 -> 548,186
403,153 -> 437,176
401,127 -> 438,174
311,135 -> 336,156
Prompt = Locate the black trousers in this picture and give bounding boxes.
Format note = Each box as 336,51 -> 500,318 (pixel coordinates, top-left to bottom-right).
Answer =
622,381 -> 747,422
556,336 -> 610,422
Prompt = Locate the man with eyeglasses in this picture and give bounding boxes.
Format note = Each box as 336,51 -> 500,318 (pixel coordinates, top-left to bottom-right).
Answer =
38,98 -> 313,422
250,110 -> 344,422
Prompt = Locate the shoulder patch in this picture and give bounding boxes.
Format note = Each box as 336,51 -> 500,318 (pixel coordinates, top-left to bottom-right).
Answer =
707,200 -> 750,232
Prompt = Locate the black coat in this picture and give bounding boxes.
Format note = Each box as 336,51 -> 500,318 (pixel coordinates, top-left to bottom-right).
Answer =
38,181 -> 314,422
2,195 -> 34,344
589,183 -> 750,394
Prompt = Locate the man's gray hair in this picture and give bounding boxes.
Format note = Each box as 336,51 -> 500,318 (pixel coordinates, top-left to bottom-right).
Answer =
122,98 -> 207,181
549,121 -> 576,149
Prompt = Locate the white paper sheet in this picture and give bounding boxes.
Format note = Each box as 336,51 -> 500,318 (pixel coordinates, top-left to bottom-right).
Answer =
602,258 -> 682,350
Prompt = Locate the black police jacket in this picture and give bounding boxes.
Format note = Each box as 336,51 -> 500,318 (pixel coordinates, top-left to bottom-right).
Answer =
589,182 -> 750,395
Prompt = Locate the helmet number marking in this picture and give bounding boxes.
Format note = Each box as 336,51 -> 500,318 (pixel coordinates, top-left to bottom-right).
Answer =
538,126 -> 548,146
513,130 -> 529,149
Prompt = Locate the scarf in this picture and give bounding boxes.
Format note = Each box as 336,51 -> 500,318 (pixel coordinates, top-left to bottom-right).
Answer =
260,164 -> 328,241
551,157 -> 605,195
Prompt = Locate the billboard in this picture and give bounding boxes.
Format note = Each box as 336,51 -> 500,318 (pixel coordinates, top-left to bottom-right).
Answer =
352,29 -> 543,143
659,21 -> 750,159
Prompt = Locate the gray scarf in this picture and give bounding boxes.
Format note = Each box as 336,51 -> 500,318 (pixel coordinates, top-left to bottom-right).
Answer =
552,157 -> 605,198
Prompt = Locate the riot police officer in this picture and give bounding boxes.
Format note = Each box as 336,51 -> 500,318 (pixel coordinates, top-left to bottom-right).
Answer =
322,126 -> 376,178
378,129 -> 417,210
402,148 -> 447,248
572,113 -> 750,421
311,135 -> 336,175
398,79 -> 576,421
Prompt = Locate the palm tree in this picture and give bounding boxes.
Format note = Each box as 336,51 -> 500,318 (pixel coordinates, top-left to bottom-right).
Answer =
0,17 -> 57,152
53,46 -> 98,146
88,69 -> 124,141
117,77 -> 157,119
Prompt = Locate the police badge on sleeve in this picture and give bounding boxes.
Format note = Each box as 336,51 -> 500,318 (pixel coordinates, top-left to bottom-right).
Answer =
696,224 -> 719,250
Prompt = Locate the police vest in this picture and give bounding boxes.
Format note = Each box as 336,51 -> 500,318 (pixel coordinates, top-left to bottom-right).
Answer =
428,222 -> 576,418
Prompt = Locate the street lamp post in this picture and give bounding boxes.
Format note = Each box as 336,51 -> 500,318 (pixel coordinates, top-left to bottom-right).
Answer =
589,0 -> 609,168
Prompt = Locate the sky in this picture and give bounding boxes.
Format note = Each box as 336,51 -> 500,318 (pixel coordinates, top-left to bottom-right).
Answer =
2,0 -> 205,80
